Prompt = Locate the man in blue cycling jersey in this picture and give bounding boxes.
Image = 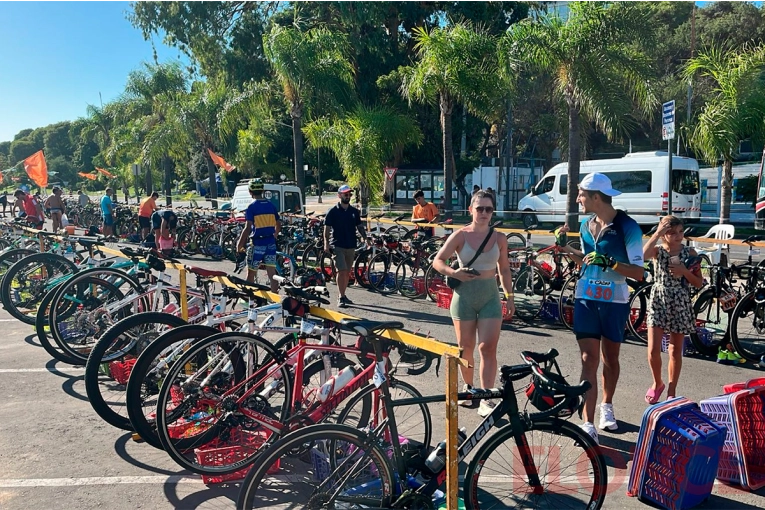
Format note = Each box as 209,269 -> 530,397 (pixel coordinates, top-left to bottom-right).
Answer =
559,173 -> 644,444
236,180 -> 280,292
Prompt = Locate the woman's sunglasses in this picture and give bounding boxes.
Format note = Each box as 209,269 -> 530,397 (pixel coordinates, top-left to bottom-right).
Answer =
474,206 -> 494,214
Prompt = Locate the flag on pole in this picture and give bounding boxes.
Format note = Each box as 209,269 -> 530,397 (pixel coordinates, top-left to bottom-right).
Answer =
207,148 -> 234,171
23,150 -> 48,188
95,167 -> 116,178
78,172 -> 98,181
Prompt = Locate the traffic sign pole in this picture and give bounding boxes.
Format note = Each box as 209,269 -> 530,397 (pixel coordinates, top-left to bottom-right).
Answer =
662,101 -> 676,216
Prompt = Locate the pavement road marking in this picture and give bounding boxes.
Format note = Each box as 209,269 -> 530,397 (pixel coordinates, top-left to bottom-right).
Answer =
0,367 -> 86,373
0,475 -> 203,488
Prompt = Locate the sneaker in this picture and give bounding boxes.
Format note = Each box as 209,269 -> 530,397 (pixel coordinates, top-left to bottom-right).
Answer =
717,348 -> 732,365
599,403 -> 618,431
458,384 -> 476,408
581,422 -> 599,445
342,295 -> 354,305
727,350 -> 746,365
337,297 -> 347,308
477,399 -> 497,418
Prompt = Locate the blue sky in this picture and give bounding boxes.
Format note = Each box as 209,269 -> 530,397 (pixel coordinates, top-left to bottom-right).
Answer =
0,2 -> 187,143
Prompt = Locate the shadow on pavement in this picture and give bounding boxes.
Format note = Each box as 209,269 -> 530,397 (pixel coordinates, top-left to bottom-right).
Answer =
45,358 -> 84,378
60,373 -> 89,402
113,432 -> 190,476
163,481 -> 239,510
24,332 -> 41,347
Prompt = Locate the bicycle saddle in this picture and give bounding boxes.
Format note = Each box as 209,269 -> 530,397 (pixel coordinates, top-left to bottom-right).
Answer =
185,266 -> 228,278
744,235 -> 765,243
412,218 -> 427,224
393,213 -> 407,222
519,349 -> 560,365
226,274 -> 272,293
341,319 -> 404,337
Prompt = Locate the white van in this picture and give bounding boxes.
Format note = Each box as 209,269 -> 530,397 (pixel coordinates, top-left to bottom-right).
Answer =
230,181 -> 303,215
517,152 -> 701,228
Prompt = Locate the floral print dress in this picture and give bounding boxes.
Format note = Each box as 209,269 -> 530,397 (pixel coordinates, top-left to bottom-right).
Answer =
646,246 -> 695,335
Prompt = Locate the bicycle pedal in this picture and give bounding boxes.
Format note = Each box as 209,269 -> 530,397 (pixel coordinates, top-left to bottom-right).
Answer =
131,433 -> 145,443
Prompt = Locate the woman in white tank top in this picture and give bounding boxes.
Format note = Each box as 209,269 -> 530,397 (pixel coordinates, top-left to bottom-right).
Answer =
431,190 -> 515,417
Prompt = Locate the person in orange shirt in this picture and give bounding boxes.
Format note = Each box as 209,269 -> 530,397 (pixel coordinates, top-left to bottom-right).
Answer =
138,191 -> 159,238
412,189 -> 439,238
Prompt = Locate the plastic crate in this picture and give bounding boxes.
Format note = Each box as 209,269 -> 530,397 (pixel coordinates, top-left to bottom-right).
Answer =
436,288 -> 453,309
412,276 -> 425,296
195,428 -> 277,484
700,387 -> 765,490
628,398 -> 726,509
108,358 -> 137,385
166,413 -> 215,439
369,271 -> 395,287
539,298 -> 560,321
723,378 -> 765,394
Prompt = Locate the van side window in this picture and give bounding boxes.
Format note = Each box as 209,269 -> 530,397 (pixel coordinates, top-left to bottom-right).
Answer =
284,191 -> 302,213
561,171 -> 652,195
536,176 -> 555,195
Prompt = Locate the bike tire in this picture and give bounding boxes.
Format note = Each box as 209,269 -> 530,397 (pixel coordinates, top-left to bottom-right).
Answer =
0,248 -> 37,281
690,286 -> 730,357
34,281 -> 82,365
558,274 -> 578,331
729,292 -> 765,363
463,419 -> 607,509
626,283 -> 651,343
236,424 -> 394,510
395,256 -> 427,299
85,312 -> 188,431
424,263 -> 447,302
368,252 -> 398,295
513,266 -> 548,323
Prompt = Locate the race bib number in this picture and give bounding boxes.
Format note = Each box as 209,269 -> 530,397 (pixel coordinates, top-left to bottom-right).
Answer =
583,279 -> 614,302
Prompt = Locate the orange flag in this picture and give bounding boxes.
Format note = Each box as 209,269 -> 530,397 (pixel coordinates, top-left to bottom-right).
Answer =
95,167 -> 115,178
23,150 -> 48,188
207,148 -> 234,171
78,172 -> 97,181
0,172 -> 4,184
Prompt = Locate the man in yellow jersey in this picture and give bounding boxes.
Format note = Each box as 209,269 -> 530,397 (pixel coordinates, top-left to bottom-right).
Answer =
236,180 -> 281,291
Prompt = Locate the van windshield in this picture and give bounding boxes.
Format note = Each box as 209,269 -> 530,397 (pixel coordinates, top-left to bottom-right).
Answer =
672,170 -> 700,195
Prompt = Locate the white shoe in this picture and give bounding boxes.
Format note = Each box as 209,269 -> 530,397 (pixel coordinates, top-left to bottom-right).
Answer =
599,403 -> 618,431
477,399 -> 496,418
458,384 -> 475,408
581,422 -> 599,445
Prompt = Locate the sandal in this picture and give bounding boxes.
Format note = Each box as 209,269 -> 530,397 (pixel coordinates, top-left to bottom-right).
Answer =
645,383 -> 665,405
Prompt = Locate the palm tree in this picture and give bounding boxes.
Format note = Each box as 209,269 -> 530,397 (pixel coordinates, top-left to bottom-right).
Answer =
399,23 -> 499,219
263,24 -> 355,196
501,2 -> 656,228
683,43 -> 765,224
304,105 -> 422,214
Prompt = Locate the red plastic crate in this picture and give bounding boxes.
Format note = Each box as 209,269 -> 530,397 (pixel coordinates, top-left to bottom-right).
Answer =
724,378 -> 765,394
436,288 -> 453,309
195,428 -> 278,484
412,276 -> 425,296
108,358 -> 136,385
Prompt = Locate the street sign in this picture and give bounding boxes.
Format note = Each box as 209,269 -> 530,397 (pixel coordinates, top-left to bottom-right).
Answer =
662,100 -> 675,140
384,167 -> 397,181
263,190 -> 273,200
131,164 -> 142,176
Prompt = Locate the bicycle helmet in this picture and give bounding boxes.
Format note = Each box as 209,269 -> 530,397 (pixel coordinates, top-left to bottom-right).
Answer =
525,370 -> 579,418
248,180 -> 264,192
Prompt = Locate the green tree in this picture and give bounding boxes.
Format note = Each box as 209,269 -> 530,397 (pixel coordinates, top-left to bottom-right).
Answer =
501,2 -> 657,228
263,23 -> 355,196
304,105 -> 422,213
399,23 -> 499,218
9,138 -> 39,164
684,42 -> 765,223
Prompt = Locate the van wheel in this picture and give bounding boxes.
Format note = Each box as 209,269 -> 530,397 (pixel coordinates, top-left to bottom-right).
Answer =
522,212 -> 537,229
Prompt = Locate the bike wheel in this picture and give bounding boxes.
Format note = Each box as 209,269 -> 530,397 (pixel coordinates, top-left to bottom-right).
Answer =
125,325 -> 219,449
729,292 -> 765,362
353,249 -> 373,289
513,267 -> 548,323
395,256 -> 427,299
302,245 -> 322,271
558,274 -> 578,331
463,419 -> 607,509
236,424 -> 394,510
699,254 -> 712,285
155,331 -> 291,474
368,252 -> 397,295
0,248 -> 36,281
319,250 -> 336,283
691,287 -> 731,356
335,378 -> 432,449
384,224 -> 409,239
0,253 -> 78,324
626,284 -> 651,343
506,233 -> 526,251
34,282 -> 82,365
424,263 -> 447,302
84,312 -> 188,431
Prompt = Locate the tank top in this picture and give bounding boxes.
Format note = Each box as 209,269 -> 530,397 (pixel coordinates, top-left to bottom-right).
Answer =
457,232 -> 500,271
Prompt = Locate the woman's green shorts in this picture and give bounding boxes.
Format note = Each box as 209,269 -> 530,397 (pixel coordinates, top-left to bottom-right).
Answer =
449,278 -> 502,321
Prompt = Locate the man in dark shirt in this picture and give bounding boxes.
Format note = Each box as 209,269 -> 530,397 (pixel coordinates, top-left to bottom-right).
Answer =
324,184 -> 366,308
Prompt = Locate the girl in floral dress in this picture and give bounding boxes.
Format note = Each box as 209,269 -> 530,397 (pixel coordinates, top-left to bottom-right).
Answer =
643,216 -> 703,403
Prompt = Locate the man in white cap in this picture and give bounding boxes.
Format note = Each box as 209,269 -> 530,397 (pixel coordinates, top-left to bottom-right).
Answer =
324,184 -> 366,308
558,173 -> 645,444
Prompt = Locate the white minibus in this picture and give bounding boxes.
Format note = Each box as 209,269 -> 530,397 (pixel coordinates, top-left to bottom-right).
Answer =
517,151 -> 701,228
230,181 -> 303,215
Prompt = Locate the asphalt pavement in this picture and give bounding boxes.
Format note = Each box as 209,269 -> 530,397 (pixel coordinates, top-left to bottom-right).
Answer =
1,212 -> 765,509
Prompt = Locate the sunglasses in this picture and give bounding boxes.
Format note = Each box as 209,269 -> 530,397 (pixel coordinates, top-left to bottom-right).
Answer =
474,206 -> 494,214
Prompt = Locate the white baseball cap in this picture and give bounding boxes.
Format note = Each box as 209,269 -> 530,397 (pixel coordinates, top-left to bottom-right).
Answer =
579,173 -> 621,197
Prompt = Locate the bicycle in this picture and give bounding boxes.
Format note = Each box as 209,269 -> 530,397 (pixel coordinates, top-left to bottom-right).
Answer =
236,321 -> 607,509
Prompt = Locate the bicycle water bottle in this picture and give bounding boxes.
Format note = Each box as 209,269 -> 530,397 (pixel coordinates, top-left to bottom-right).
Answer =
424,428 -> 467,473
317,365 -> 359,402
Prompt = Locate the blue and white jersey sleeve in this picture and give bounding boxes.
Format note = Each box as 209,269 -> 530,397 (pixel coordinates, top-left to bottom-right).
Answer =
623,218 -> 644,267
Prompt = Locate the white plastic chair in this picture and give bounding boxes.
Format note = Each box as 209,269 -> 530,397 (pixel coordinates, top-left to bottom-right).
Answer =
691,224 -> 735,265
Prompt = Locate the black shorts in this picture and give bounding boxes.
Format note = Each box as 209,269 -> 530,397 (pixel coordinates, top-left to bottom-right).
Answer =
139,216 -> 151,230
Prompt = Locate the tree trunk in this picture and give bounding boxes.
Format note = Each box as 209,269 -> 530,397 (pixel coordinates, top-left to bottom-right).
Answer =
566,104 -> 582,230
720,159 -> 733,224
440,91 -> 454,220
163,155 -> 173,207
145,164 -> 153,195
292,109 -> 305,200
206,153 -> 218,209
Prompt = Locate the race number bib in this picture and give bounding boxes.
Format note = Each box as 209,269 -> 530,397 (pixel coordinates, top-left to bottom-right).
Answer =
582,279 -> 614,302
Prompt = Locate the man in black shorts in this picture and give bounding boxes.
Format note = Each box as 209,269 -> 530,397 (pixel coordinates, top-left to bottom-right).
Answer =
0,191 -> 7,216
323,184 -> 366,308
